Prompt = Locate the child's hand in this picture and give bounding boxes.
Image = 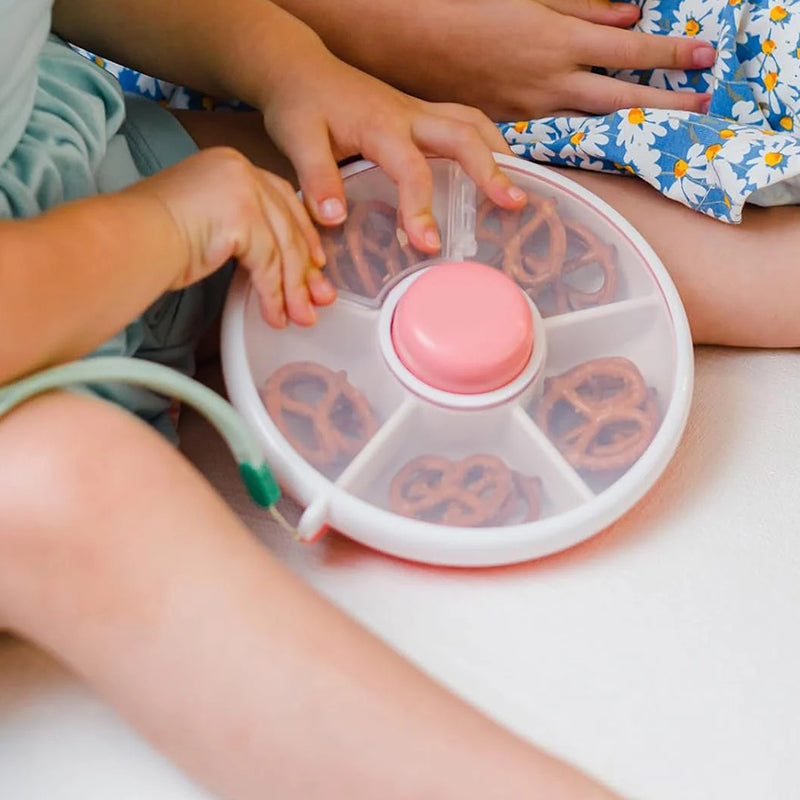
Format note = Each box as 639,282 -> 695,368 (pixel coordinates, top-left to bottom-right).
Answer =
132,147 -> 335,327
259,52 -> 529,252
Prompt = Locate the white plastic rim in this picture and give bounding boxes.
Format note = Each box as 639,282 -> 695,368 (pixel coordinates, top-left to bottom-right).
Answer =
221,155 -> 694,567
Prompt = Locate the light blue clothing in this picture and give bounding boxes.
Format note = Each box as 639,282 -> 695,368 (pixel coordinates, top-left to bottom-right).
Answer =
0,1 -> 228,440
0,0 -> 51,168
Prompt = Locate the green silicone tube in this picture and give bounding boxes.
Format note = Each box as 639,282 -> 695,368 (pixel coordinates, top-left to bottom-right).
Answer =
0,356 -> 281,508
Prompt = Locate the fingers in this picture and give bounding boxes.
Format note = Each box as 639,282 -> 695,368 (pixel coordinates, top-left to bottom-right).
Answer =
420,101 -> 514,155
576,23 -> 717,71
261,171 -> 327,267
239,170 -> 335,328
277,121 -> 348,228
568,71 -> 711,114
363,139 -> 440,253
539,0 -> 641,27
411,115 -> 528,210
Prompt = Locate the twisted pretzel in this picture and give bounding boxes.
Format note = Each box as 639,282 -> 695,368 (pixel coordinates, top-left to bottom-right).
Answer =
561,219 -> 618,311
536,357 -> 659,472
261,361 -> 378,473
476,198 -> 524,250
389,454 -> 514,527
499,194 -> 568,310
475,193 -> 618,316
389,454 -> 543,527
492,471 -> 543,525
320,200 -> 420,298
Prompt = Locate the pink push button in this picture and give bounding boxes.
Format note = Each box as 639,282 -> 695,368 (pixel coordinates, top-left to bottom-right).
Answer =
391,261 -> 533,394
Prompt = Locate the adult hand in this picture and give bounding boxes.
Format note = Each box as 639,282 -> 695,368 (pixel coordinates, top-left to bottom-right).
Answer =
274,0 -> 716,120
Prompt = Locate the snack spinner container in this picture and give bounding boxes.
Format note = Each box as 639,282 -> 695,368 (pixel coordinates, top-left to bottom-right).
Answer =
221,155 -> 693,566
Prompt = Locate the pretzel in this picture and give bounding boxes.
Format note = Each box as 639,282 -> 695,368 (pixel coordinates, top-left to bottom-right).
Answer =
320,200 -> 420,297
560,219 -> 618,311
389,454 -> 543,527
536,357 -> 659,472
492,471 -> 543,525
261,361 -> 378,473
475,193 -> 618,316
476,198 -> 524,250
389,454 -> 514,526
499,194 -> 569,310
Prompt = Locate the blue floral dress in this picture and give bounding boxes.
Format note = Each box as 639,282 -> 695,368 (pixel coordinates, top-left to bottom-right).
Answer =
500,0 -> 800,223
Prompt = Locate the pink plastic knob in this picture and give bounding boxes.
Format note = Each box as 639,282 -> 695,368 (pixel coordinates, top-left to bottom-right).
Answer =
391,261 -> 533,394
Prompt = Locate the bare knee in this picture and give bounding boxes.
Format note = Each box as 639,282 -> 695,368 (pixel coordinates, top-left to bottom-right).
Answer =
0,391 -> 180,631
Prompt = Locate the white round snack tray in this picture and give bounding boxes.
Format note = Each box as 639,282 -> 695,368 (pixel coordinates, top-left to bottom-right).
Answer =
221,154 -> 693,566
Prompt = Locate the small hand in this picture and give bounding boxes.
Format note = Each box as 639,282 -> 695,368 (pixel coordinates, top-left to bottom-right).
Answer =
262,54 -> 528,253
134,147 -> 336,328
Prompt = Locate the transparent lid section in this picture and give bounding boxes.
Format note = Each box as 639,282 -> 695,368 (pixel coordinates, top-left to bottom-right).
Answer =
242,158 -> 680,528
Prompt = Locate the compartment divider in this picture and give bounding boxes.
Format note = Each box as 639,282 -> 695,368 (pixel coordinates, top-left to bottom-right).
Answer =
543,294 -> 660,333
334,396 -> 420,493
511,405 -> 594,501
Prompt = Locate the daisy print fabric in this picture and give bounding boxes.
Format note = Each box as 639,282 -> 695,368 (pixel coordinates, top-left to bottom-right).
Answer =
501,0 -> 800,223
71,48 -> 247,111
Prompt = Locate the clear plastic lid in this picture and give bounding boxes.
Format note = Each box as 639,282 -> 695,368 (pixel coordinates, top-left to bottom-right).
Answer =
222,156 -> 693,566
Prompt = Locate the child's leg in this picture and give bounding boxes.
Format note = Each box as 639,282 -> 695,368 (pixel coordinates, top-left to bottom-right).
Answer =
0,391 -> 620,800
547,168 -> 800,349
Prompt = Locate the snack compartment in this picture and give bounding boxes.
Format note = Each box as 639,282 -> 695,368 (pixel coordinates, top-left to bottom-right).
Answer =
317,160 -> 456,304
341,400 -> 593,527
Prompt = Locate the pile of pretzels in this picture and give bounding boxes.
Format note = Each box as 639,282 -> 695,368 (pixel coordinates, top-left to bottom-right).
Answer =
476,193 -> 618,316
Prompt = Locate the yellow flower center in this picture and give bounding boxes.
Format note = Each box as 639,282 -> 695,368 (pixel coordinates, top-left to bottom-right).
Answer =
764,71 -> 779,91
685,18 -> 701,35
720,129 -> 736,139
764,151 -> 784,166
627,108 -> 646,125
729,0 -> 741,5
705,144 -> 722,160
780,116 -> 794,129
513,121 -> 527,133
770,5 -> 788,21
674,159 -> 689,178
570,131 -> 585,145
763,39 -> 777,54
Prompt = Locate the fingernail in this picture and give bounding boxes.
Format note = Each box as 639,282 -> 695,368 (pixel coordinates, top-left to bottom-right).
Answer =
508,185 -> 528,203
277,309 -> 287,327
701,95 -> 711,114
692,45 -> 716,69
424,228 -> 441,250
318,197 -> 346,223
